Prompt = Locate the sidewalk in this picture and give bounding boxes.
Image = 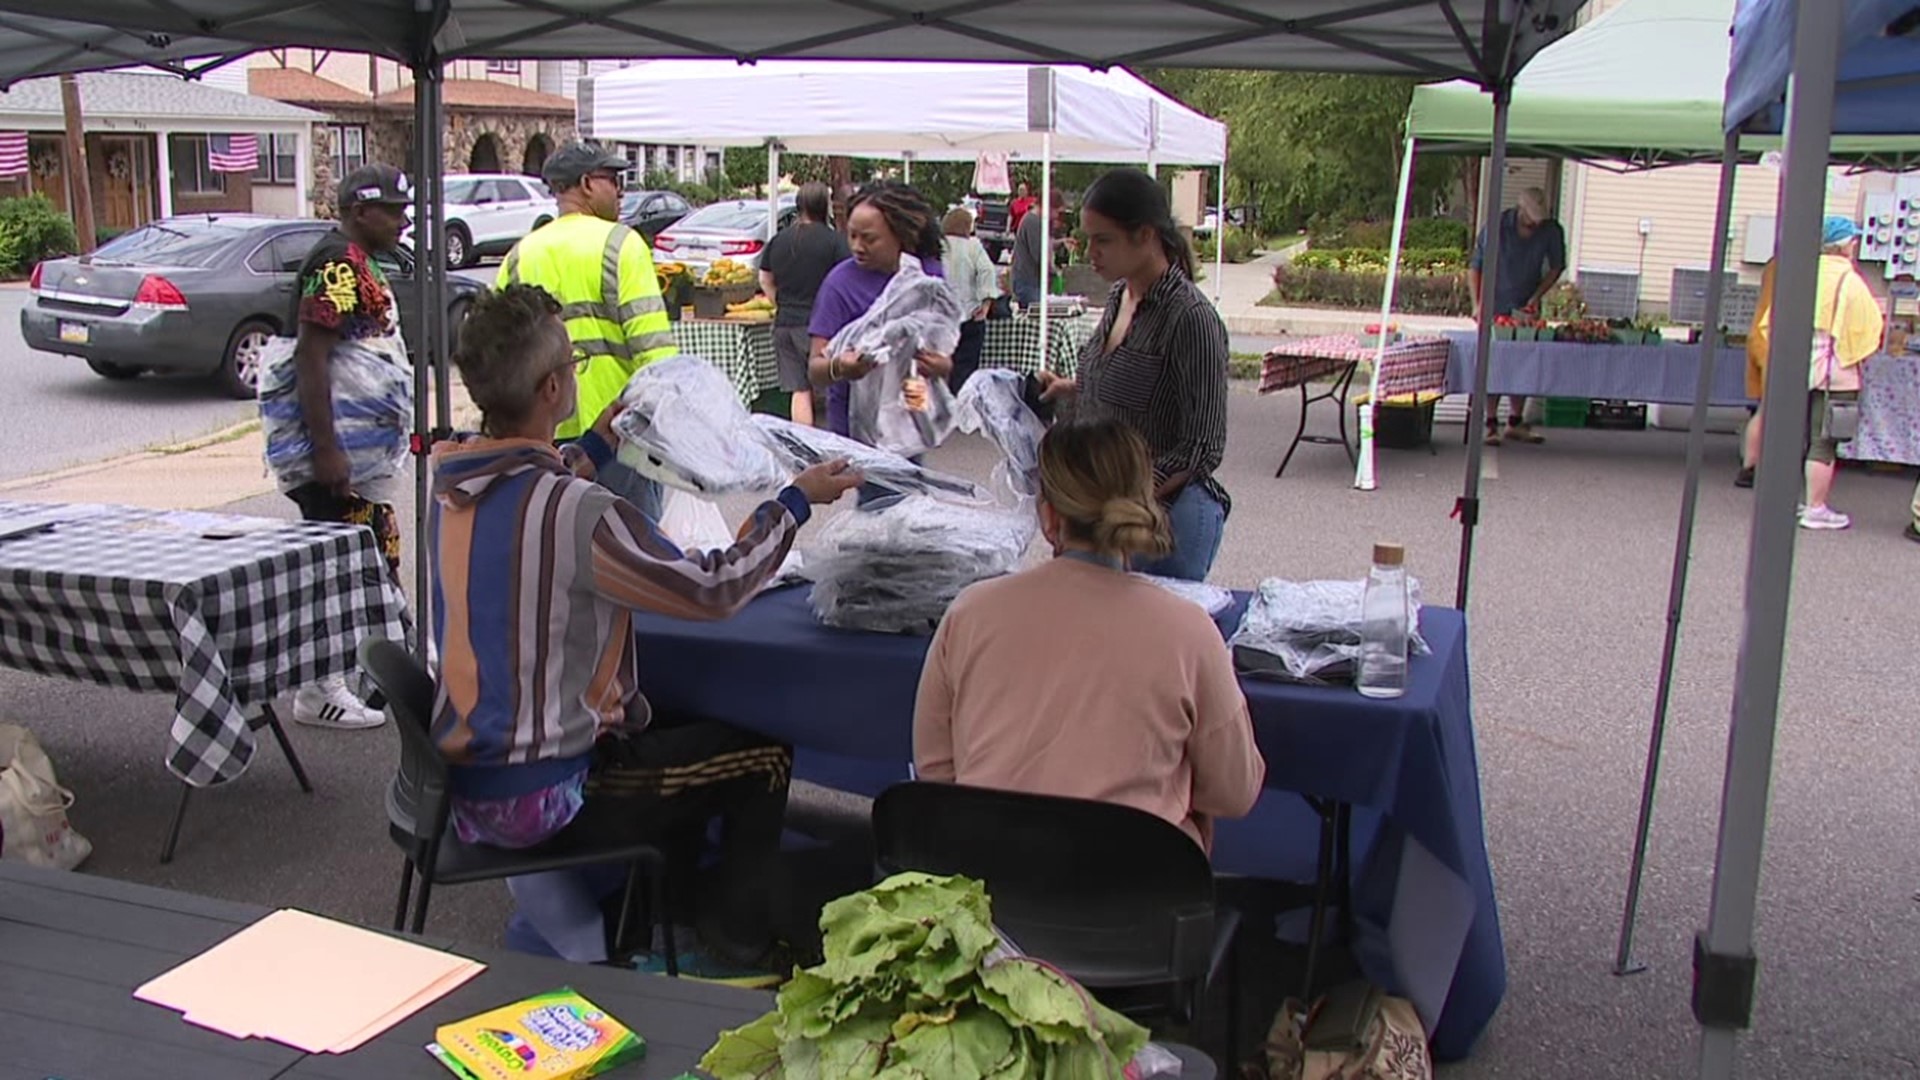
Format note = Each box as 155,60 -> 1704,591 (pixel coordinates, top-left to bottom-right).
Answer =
0,379 -> 478,512
1210,248 -> 1475,339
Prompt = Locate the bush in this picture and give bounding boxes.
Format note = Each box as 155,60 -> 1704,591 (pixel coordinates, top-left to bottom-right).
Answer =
1198,225 -> 1262,265
0,195 -> 77,277
1268,262 -> 1473,316
1292,247 -> 1466,273
1309,216 -> 1469,253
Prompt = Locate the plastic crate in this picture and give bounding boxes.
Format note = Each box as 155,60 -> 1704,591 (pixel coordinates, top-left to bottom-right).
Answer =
1543,397 -> 1590,427
1588,400 -> 1648,430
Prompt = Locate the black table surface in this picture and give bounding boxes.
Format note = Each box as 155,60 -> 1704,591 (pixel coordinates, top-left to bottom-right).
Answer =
0,861 -> 769,1080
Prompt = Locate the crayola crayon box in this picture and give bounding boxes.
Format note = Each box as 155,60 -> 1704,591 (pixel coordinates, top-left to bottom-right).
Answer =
427,988 -> 644,1079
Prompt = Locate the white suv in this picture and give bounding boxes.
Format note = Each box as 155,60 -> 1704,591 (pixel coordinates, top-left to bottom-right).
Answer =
441,173 -> 557,268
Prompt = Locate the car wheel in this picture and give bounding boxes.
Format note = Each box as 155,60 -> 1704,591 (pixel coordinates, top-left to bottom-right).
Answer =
446,223 -> 472,270
85,358 -> 143,381
531,216 -> 552,232
445,298 -> 472,356
216,319 -> 275,399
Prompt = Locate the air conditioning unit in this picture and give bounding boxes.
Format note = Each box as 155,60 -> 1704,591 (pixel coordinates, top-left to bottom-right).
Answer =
1670,266 -> 1739,325
1575,267 -> 1640,320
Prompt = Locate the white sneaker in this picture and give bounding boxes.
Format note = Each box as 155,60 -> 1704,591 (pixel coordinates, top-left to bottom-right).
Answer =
292,677 -> 386,729
1798,505 -> 1852,531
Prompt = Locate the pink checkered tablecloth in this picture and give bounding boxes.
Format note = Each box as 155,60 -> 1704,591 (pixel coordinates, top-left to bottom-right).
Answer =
1259,334 -> 1451,398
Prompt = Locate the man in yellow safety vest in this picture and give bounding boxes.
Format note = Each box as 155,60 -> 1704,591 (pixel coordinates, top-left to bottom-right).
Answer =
500,142 -> 677,519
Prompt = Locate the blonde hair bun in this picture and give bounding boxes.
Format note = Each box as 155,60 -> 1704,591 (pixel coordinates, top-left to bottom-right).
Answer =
1094,496 -> 1171,560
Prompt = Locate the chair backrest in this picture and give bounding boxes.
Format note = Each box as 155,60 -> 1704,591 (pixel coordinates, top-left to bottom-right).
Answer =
357,638 -> 448,847
872,782 -> 1218,986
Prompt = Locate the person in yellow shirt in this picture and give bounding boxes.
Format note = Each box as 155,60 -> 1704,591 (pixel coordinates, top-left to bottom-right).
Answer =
501,143 -> 677,520
1740,216 -> 1884,530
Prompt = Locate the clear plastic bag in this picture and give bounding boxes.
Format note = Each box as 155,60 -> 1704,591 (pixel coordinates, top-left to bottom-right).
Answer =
752,416 -> 992,506
1135,573 -> 1234,616
258,334 -> 412,491
805,494 -> 1035,634
828,255 -> 966,458
1229,578 -> 1430,684
955,368 -> 1047,503
1126,1043 -> 1185,1079
610,354 -> 791,496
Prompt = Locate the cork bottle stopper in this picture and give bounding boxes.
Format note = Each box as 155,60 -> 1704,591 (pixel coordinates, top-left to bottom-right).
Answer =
1373,542 -> 1406,567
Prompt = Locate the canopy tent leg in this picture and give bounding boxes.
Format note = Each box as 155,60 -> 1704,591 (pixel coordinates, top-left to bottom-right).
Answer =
1213,155 -> 1226,305
407,60 -> 444,658
1696,4 -> 1841,1076
424,68 -> 450,452
1453,88 -> 1509,610
902,151 -> 912,184
1039,132 -> 1052,373
767,140 -> 782,241
1614,130 -> 1740,979
1356,125 -> 1416,492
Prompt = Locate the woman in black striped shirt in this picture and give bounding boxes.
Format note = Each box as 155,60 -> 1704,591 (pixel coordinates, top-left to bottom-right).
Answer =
1037,168 -> 1230,582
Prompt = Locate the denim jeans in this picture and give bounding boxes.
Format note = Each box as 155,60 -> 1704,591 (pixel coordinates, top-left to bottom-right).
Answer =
1134,484 -> 1226,582
596,455 -> 665,523
1012,280 -> 1042,306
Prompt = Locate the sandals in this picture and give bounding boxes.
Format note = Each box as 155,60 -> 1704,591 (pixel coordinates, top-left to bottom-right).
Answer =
1484,428 -> 1503,446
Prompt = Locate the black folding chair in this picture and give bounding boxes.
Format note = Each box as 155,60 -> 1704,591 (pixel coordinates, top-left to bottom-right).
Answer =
358,639 -> 677,974
872,782 -> 1239,1063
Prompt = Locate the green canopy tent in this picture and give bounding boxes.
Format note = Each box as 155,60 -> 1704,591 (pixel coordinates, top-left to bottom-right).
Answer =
1356,0 -> 1920,990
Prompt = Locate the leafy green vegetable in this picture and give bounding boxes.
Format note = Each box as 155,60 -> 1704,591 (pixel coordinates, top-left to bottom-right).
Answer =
699,873 -> 1151,1080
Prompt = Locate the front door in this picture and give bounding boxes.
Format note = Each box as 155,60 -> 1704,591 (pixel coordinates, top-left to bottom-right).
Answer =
93,136 -> 146,236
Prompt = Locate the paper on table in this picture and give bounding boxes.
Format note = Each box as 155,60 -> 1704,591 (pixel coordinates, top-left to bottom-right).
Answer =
136,908 -> 486,1055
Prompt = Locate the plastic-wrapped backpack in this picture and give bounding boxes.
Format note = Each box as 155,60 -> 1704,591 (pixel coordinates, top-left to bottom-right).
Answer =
257,334 -> 412,492
1229,578 -> 1430,684
829,254 -> 966,458
610,354 -> 791,496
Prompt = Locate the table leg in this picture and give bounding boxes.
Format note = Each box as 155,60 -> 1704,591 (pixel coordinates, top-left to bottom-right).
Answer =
159,785 -> 191,864
1301,796 -> 1339,1000
1334,366 -> 1357,465
252,704 -> 314,794
1275,381 -> 1314,478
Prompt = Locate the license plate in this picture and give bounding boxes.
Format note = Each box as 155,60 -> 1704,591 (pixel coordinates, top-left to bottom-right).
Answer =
58,321 -> 89,345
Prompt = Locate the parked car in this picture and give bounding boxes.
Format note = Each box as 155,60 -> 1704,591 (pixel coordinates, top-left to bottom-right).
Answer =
441,172 -> 557,268
21,215 -> 484,399
620,189 -> 695,241
652,196 -> 798,278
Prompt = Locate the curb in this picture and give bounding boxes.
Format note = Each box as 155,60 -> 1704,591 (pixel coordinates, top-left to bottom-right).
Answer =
0,418 -> 265,493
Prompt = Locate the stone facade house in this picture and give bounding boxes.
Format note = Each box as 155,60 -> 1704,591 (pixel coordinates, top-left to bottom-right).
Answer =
249,68 -> 574,217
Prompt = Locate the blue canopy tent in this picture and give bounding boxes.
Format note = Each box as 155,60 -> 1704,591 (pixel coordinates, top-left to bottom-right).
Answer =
1690,2 -> 1919,1077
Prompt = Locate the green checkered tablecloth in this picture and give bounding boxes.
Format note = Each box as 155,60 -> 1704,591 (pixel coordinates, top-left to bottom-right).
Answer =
674,314 -> 1096,404
981,314 -> 1097,377
673,318 -> 778,403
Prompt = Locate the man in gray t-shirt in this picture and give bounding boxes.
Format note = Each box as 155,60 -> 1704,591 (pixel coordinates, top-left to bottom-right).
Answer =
1470,186 -> 1566,445
1011,191 -> 1071,306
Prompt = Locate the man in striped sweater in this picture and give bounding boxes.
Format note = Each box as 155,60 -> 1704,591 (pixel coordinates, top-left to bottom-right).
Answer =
429,284 -> 860,972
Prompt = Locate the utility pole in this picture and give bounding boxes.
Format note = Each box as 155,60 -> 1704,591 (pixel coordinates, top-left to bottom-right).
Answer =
59,73 -> 97,254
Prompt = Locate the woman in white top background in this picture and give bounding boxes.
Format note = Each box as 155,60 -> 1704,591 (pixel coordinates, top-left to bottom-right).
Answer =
941,207 -> 1001,392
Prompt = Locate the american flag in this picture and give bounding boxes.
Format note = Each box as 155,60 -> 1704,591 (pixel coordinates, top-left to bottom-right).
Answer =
0,132 -> 26,179
207,134 -> 259,173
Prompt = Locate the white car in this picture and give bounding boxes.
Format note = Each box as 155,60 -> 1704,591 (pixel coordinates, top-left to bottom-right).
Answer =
441,173 -> 557,269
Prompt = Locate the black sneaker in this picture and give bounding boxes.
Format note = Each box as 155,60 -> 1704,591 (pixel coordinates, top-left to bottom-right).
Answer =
1734,466 -> 1756,489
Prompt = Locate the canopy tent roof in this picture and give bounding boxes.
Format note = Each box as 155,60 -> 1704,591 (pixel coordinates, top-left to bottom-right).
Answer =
1408,0 -> 1920,164
581,60 -> 1226,164
1724,0 -> 1920,135
0,1 -> 1589,89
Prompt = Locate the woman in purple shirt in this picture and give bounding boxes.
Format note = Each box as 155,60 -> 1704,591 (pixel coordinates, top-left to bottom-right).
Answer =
807,180 -> 952,438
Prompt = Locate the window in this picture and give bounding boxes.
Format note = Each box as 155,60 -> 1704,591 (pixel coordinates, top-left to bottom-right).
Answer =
253,133 -> 301,186
168,135 -> 226,196
269,230 -> 328,272
485,59 -> 521,75
327,124 -> 366,183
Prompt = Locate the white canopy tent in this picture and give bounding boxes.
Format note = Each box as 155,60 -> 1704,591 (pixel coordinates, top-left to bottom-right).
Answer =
582,59 -> 1232,354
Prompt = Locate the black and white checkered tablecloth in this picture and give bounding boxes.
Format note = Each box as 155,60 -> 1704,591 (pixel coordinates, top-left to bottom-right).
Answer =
674,318 -> 778,403
0,502 -> 410,788
980,314 -> 1097,378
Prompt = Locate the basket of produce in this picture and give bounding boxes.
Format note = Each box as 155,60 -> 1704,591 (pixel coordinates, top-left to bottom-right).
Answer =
692,258 -> 758,318
1551,319 -> 1615,345
1358,322 -> 1402,349
655,262 -> 695,321
723,295 -> 775,322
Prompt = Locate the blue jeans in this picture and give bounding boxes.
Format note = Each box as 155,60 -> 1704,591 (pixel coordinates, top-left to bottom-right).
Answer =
597,456 -> 665,523
1134,484 -> 1226,582
1013,280 -> 1042,306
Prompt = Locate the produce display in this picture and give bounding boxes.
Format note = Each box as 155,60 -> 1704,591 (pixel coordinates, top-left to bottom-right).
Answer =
725,295 -> 776,321
702,258 -> 756,287
700,873 -> 1150,1080
1492,314 -> 1665,345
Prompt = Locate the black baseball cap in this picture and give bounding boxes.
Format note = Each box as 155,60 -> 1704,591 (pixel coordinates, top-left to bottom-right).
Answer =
542,142 -> 629,192
339,164 -> 413,209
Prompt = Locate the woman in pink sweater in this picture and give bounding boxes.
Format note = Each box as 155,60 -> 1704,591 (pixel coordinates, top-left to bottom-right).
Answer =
913,418 -> 1263,851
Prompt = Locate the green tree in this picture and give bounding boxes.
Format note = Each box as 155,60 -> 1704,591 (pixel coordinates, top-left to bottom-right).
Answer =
1144,69 -> 1459,234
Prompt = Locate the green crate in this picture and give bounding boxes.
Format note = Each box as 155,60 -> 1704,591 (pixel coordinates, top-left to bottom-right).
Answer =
1543,397 -> 1590,427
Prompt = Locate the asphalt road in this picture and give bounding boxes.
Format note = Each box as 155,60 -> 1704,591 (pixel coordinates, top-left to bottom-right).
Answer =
0,289 -> 257,482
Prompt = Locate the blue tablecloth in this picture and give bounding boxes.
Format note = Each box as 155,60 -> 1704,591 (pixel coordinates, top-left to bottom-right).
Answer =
630,586 -> 1504,1060
1445,332 -> 1753,406
1840,351 -> 1920,466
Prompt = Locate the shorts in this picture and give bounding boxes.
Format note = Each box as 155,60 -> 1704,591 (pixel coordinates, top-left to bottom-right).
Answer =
1806,389 -> 1858,465
773,325 -> 813,393
286,483 -> 401,580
